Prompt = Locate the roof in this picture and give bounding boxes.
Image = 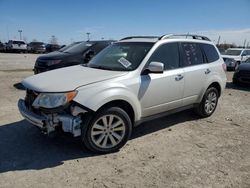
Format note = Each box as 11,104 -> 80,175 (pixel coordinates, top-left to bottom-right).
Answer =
119,38 -> 159,43
118,34 -> 212,44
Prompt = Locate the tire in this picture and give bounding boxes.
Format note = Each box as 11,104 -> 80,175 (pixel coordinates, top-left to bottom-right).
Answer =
194,87 -> 219,118
82,107 -> 132,153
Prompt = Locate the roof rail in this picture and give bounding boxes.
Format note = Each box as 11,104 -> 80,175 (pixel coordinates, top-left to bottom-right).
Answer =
159,34 -> 211,41
119,36 -> 159,41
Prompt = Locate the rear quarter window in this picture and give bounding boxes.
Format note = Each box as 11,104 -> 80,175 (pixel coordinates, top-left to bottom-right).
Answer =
200,43 -> 220,63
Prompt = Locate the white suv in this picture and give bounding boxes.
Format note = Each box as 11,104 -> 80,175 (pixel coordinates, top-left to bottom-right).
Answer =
222,48 -> 250,70
6,40 -> 27,53
18,34 -> 227,153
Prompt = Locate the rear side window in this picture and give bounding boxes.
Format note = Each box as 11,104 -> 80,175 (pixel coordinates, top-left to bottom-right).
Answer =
200,43 -> 220,63
181,43 -> 203,66
148,42 -> 180,70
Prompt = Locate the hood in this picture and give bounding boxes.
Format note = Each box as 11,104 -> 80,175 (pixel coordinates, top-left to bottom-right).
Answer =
22,65 -> 128,92
239,63 -> 250,71
221,55 -> 241,60
37,51 -> 69,60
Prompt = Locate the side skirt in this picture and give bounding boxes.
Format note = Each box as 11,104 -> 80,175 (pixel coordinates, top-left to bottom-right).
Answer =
134,104 -> 195,126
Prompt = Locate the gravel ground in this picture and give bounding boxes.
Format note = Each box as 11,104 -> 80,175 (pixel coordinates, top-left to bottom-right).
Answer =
0,53 -> 250,188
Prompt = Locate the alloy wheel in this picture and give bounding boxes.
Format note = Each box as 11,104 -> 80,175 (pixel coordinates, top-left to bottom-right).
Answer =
90,114 -> 126,149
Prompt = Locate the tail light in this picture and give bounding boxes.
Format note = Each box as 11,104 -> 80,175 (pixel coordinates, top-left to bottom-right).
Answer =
222,63 -> 227,71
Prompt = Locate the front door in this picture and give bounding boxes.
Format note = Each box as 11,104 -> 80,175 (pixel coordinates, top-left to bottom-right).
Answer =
139,42 -> 184,117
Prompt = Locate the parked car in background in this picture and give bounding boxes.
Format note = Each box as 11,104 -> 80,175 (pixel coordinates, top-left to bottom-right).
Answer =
45,43 -> 61,52
222,48 -> 250,70
18,34 -> 226,153
34,40 -> 114,74
27,42 -> 46,53
233,57 -> 250,85
5,40 -> 27,53
0,41 -> 5,52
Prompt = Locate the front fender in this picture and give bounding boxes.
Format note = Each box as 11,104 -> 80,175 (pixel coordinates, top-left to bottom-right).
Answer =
74,84 -> 141,121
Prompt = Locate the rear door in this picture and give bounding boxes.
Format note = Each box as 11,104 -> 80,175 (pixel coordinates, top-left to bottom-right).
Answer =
180,42 -> 208,106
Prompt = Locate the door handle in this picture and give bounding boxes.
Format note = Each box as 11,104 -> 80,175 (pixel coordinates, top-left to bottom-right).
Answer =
205,69 -> 211,74
175,74 -> 184,81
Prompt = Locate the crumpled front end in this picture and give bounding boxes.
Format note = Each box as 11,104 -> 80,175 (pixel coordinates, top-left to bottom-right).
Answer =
18,89 -> 89,137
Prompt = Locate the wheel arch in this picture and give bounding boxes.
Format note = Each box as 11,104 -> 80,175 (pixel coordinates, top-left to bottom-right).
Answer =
96,100 -> 136,124
207,82 -> 222,97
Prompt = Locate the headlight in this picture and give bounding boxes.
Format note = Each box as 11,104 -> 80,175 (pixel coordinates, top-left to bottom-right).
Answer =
32,91 -> 77,109
47,60 -> 62,66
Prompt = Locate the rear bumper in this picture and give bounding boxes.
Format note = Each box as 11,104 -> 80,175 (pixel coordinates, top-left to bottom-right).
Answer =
18,99 -> 46,129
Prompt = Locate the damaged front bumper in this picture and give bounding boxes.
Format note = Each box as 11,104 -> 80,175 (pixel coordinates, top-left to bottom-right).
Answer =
18,99 -> 84,137
18,99 -> 46,129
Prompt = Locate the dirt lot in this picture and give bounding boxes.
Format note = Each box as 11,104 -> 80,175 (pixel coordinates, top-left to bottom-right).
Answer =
0,53 -> 249,188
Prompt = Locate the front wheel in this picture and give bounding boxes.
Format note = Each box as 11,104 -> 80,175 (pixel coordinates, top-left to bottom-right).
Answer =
82,107 -> 132,153
194,87 -> 219,118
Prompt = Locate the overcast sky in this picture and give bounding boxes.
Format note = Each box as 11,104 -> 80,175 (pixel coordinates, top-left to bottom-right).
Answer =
0,0 -> 249,45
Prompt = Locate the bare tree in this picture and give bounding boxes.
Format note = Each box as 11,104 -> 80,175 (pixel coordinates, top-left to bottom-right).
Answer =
32,39 -> 38,42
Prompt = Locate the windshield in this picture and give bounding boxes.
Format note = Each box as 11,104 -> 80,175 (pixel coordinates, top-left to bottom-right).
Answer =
87,42 -> 153,71
225,50 -> 242,56
63,42 -> 93,54
31,42 -> 44,46
58,42 -> 82,52
13,41 -> 25,45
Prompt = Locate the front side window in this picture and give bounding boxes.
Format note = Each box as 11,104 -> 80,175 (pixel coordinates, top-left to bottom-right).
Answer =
200,43 -> 220,63
87,42 -> 153,71
181,43 -> 203,66
148,43 -> 180,70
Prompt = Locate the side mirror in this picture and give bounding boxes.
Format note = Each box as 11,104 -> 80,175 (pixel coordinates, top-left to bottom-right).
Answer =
84,50 -> 95,63
146,61 -> 164,74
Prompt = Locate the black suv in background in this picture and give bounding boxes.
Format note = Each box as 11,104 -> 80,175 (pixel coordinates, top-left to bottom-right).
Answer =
45,43 -> 61,52
28,42 -> 46,53
34,40 -> 114,74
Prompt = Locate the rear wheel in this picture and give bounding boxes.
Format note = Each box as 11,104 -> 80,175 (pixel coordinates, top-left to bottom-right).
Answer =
82,107 -> 132,153
194,87 -> 219,117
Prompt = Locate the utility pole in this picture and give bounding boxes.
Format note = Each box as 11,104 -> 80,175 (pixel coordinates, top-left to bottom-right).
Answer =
243,39 -> 246,48
217,36 -> 221,45
18,30 -> 22,40
247,42 -> 249,48
86,32 -> 90,41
